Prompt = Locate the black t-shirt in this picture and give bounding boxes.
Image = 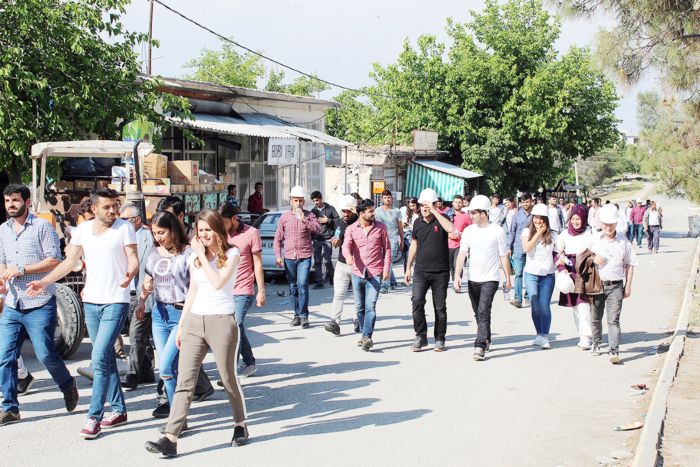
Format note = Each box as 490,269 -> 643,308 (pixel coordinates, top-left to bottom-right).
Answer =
336,214 -> 358,264
412,216 -> 449,272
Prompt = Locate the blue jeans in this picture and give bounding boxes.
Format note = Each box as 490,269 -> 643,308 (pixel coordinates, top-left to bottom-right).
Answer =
234,295 -> 255,366
524,272 -> 555,335
511,253 -> 527,302
0,297 -> 72,413
284,257 -> 312,318
151,302 -> 182,405
84,302 -> 129,420
626,224 -> 633,242
632,223 -> 644,247
351,274 -> 382,338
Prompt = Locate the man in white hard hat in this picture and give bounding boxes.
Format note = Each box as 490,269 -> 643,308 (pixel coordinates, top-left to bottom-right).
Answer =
273,186 -> 321,329
589,204 -> 637,364
405,188 -> 454,352
454,195 -> 511,361
324,195 -> 360,336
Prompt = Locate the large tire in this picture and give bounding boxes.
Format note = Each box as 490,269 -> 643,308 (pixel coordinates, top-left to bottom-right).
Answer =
54,283 -> 84,359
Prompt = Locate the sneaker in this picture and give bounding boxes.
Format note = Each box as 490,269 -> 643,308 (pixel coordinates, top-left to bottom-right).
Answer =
484,341 -> 491,353
313,282 -> 324,290
152,402 -> 170,419
532,335 -> 544,347
473,347 -> 486,361
410,336 -> 428,352
63,377 -> 80,412
380,286 -> 389,294
361,337 -> 374,352
578,337 -> 592,350
353,319 -> 360,333
324,321 -> 341,336
357,338 -> 364,347
290,316 -> 301,327
194,385 -> 215,403
17,373 -> 34,395
541,336 -> 551,350
590,344 -> 602,356
300,317 -> 310,329
390,284 -> 397,291
160,421 -> 188,435
509,300 -> 522,308
231,424 -> 249,446
121,374 -> 138,391
239,364 -> 257,378
80,417 -> 101,439
145,436 -> 178,458
434,340 -> 446,352
0,410 -> 20,426
77,365 -> 94,381
608,350 -> 621,364
100,412 -> 128,429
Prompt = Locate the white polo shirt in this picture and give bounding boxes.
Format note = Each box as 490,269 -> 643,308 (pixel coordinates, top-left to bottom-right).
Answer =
590,232 -> 638,281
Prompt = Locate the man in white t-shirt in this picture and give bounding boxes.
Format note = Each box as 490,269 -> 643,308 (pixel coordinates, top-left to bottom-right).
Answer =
454,195 -> 511,361
589,204 -> 637,364
29,188 -> 138,439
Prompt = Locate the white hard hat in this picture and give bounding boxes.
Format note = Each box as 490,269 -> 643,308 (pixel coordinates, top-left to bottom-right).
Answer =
635,197 -> 643,203
339,194 -> 356,210
599,204 -> 619,224
418,188 -> 438,204
289,186 -> 305,198
468,195 -> 491,211
531,203 -> 549,217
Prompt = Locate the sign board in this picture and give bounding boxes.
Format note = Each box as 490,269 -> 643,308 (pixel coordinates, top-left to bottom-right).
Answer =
413,130 -> 438,151
370,167 -> 383,180
384,168 -> 396,178
324,145 -> 343,166
268,138 -> 300,166
372,180 -> 386,194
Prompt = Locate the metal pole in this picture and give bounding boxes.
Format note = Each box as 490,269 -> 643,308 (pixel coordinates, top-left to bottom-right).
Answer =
343,146 -> 348,194
128,141 -> 147,221
147,0 -> 154,75
574,161 -> 581,198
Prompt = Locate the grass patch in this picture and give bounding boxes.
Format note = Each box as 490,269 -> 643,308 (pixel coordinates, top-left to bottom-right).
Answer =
602,181 -> 645,201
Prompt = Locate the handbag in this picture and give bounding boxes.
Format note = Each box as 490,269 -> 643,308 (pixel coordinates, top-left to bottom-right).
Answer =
555,270 -> 575,294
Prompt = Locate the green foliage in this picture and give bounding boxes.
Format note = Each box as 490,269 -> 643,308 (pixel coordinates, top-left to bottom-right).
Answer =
327,0 -> 620,195
577,137 -> 643,188
0,0 -> 188,182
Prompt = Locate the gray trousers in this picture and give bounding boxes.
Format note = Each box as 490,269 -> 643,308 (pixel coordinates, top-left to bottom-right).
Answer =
591,282 -> 624,351
330,261 -> 353,323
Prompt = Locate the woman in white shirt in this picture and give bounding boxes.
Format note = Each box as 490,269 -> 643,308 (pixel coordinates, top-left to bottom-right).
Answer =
146,210 -> 248,458
521,204 -> 557,349
555,204 -> 593,349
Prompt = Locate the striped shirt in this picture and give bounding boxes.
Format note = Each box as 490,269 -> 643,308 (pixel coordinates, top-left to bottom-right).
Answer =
273,210 -> 321,260
0,214 -> 62,309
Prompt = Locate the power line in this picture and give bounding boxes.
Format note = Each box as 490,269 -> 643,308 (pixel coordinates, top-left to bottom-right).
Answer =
152,0 -> 395,99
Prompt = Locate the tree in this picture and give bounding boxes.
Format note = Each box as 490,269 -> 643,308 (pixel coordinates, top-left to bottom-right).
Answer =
327,0 -> 620,195
0,0 -> 187,182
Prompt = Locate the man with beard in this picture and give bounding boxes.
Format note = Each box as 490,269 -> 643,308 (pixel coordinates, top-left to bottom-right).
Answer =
29,188 -> 139,439
0,185 -> 79,426
324,195 -> 359,336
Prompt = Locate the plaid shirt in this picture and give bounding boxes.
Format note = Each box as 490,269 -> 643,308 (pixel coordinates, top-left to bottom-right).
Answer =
342,221 -> 391,279
273,210 -> 321,260
0,214 -> 62,309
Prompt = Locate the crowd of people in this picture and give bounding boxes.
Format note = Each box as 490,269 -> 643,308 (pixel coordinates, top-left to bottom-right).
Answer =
0,181 -> 655,457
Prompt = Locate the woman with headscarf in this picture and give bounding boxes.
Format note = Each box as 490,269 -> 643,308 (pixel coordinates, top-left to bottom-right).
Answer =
555,204 -> 594,349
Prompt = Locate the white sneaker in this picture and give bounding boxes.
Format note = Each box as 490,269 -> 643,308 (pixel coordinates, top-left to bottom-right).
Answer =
578,337 -> 592,350
541,336 -> 551,349
532,335 -> 544,347
117,358 -> 129,376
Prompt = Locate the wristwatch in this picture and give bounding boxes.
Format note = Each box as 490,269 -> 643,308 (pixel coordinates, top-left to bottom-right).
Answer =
17,266 -> 25,276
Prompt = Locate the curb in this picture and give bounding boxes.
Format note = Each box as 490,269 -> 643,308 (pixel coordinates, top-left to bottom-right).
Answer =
633,238 -> 700,466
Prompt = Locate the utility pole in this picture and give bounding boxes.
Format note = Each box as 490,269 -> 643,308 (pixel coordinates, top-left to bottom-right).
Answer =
147,0 -> 154,75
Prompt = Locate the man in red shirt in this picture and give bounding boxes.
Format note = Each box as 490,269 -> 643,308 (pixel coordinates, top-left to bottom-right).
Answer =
342,199 -> 391,351
630,198 -> 647,248
247,182 -> 266,214
219,203 -> 266,378
273,186 -> 321,329
448,195 -> 472,281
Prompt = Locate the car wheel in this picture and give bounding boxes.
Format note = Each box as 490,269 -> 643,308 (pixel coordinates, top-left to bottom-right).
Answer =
54,283 -> 85,359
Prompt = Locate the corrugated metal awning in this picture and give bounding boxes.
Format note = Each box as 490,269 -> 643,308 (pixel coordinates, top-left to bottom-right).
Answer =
404,160 -> 481,200
167,113 -> 351,146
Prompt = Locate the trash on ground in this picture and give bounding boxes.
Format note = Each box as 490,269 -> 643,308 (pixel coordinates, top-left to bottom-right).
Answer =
631,383 -> 648,390
609,449 -> 634,460
613,421 -> 643,431
277,290 -> 286,296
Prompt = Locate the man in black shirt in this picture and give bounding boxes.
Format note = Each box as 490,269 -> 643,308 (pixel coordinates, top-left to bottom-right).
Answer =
311,191 -> 339,289
405,188 -> 454,352
324,196 -> 358,335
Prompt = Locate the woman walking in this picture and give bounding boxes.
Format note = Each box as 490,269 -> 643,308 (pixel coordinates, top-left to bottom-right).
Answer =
134,211 -> 190,429
643,201 -> 663,253
521,204 -> 557,349
146,210 -> 248,458
555,205 -> 594,349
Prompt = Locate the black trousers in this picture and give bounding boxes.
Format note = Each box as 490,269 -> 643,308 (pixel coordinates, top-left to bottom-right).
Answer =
411,269 -> 449,341
127,296 -> 154,382
467,280 -> 499,349
448,248 -> 460,280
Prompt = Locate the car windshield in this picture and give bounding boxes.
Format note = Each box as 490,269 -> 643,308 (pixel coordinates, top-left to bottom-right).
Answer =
254,213 -> 281,236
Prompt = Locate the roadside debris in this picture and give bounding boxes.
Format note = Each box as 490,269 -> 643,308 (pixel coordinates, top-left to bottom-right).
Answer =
614,421 -> 643,431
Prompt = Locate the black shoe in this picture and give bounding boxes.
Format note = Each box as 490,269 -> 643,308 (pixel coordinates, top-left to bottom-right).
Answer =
63,377 -> 80,412
216,380 -> 224,387
152,402 -> 170,419
300,317 -> 310,329
324,321 -> 341,336
194,385 -> 215,403
313,282 -> 324,290
353,319 -> 360,333
139,373 -> 156,384
0,410 -> 20,426
17,373 -> 34,395
231,424 -> 249,446
121,374 -> 138,391
410,336 -> 428,352
290,316 -> 301,327
160,421 -> 188,435
145,436 -> 178,458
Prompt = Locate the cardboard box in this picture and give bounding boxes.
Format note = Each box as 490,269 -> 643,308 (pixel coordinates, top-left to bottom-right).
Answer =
199,174 -> 216,184
54,181 -> 75,191
75,180 -> 95,190
143,154 -> 168,179
168,161 -> 199,185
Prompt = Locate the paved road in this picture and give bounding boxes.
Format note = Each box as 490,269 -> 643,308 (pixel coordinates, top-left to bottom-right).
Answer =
8,195 -> 699,466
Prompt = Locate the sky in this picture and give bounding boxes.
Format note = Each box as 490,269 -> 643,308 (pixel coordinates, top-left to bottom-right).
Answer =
122,0 -> 655,134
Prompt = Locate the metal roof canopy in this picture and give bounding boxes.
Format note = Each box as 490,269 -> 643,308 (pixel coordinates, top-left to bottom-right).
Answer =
167,113 -> 351,147
30,140 -> 154,159
412,159 -> 481,179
